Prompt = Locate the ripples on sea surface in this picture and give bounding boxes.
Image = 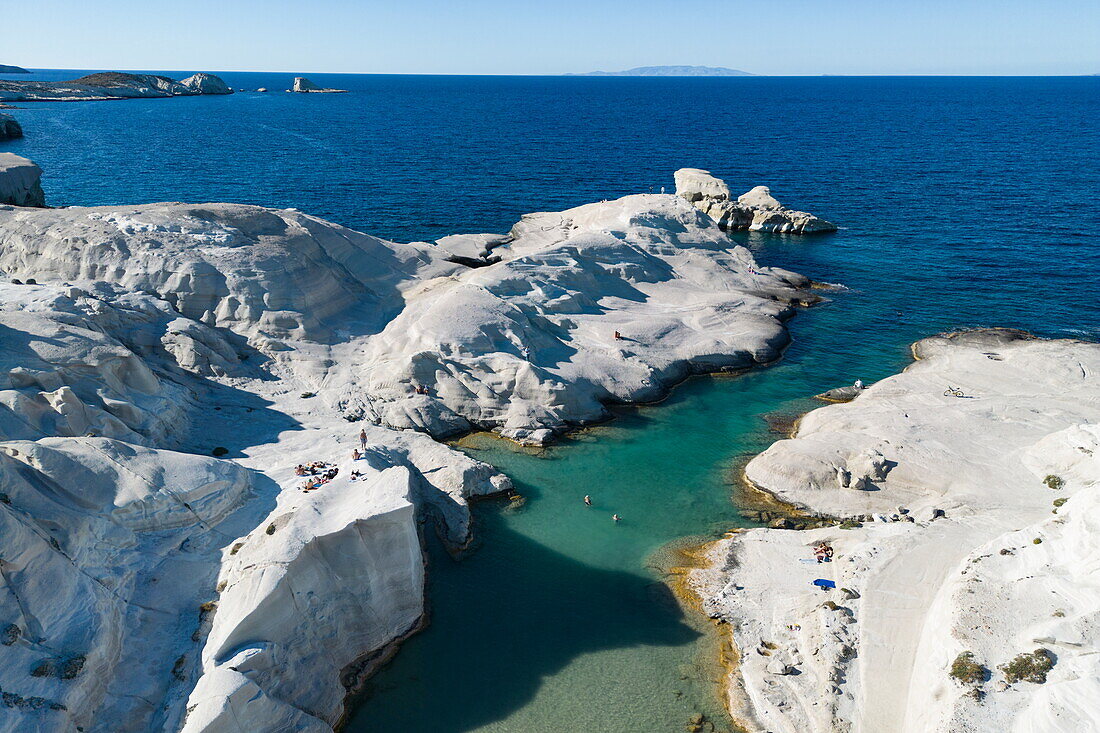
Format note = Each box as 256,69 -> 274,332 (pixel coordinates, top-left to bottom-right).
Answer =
4,71 -> 1098,731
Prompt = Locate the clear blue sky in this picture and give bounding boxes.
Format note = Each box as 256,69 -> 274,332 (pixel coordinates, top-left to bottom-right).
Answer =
11,0 -> 1100,75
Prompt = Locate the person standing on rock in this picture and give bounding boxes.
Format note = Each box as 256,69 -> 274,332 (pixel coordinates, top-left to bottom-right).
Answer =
359,429 -> 367,449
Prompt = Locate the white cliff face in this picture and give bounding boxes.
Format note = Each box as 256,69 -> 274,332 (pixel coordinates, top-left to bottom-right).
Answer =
674,167 -> 836,234
180,74 -> 233,95
691,330 -> 1100,733
0,153 -> 45,207
0,280 -> 509,733
0,170 -> 811,732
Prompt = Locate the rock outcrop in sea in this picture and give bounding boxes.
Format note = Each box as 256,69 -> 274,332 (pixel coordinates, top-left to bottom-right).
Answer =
0,112 -> 22,139
675,167 -> 837,234
291,77 -> 348,93
180,73 -> 233,95
0,153 -> 45,207
691,329 -> 1100,733
0,72 -> 234,102
0,162 -> 818,731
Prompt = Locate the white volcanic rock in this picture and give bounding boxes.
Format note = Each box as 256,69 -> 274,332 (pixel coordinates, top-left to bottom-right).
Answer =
0,275 -> 509,732
291,77 -> 348,94
180,73 -> 233,95
0,166 -> 817,731
337,193 -> 816,442
0,112 -> 22,139
691,329 -> 1100,733
0,153 -> 45,207
0,190 -> 815,445
0,202 -> 462,343
0,437 -> 255,732
674,167 -> 731,201
674,168 -> 836,234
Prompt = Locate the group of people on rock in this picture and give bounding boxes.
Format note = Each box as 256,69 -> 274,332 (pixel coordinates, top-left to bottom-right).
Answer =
297,462 -> 339,492
813,542 -> 834,563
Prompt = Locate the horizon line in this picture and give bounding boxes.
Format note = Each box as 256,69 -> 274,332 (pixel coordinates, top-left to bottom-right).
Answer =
8,67 -> 1100,78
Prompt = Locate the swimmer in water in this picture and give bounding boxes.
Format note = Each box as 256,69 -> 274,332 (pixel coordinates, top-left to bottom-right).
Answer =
612,514 -> 622,522
584,495 -> 592,506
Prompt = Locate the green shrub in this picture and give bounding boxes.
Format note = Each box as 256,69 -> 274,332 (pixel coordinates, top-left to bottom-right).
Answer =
1043,475 -> 1065,491
1053,497 -> 1067,508
300,392 -> 316,399
949,651 -> 986,685
838,519 -> 862,530
1000,649 -> 1054,684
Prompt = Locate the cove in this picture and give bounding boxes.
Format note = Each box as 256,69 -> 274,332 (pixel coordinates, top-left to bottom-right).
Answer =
344,270 -> 919,732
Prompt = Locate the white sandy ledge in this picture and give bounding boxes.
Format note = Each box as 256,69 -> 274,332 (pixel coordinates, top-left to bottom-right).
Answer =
0,181 -> 826,732
690,329 -> 1100,733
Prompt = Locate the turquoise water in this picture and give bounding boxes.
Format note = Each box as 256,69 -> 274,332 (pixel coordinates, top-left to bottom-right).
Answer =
5,72 -> 1098,731
345,244 -> 930,732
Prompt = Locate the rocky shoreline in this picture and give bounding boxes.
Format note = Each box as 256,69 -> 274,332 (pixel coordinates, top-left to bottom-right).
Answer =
0,72 -> 233,102
690,329 -> 1100,733
0,160 -> 833,732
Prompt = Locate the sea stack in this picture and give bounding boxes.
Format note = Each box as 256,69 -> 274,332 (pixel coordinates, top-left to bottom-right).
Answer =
674,167 -> 836,234
0,152 -> 45,206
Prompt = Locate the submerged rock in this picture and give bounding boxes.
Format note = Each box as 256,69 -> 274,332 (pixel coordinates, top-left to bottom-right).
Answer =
0,153 -> 45,207
674,168 -> 836,234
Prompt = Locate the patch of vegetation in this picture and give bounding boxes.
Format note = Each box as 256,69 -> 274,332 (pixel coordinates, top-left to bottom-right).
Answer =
821,600 -> 840,611
949,651 -> 986,685
211,447 -> 229,457
1043,474 -> 1065,491
300,392 -> 316,399
1053,497 -> 1067,508
1000,648 -> 1054,684
265,523 -> 277,535
838,519 -> 862,530
229,542 -> 244,555
1033,538 -> 1043,545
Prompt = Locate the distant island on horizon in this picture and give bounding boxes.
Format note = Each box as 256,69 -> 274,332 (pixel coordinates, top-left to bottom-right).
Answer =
570,65 -> 754,77
0,64 -> 31,74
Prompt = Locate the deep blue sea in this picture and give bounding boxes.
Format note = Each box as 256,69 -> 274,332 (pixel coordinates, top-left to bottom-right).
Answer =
3,70 -> 1098,732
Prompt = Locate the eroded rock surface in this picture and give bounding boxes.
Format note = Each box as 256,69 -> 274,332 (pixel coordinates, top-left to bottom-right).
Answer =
691,329 -> 1100,733
0,164 -> 819,731
675,167 -> 836,234
0,153 -> 45,207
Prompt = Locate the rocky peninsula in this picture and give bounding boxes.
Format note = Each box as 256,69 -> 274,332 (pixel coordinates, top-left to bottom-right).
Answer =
0,72 -> 233,102
0,160 -> 831,731
691,329 -> 1100,733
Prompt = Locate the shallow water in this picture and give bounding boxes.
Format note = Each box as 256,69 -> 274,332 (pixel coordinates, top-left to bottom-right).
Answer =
4,72 -> 1098,731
